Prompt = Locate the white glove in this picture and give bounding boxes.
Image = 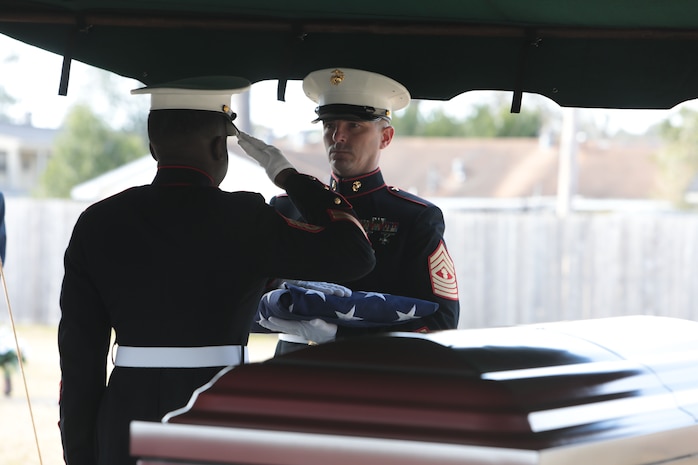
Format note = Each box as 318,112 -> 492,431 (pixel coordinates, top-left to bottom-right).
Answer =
258,317 -> 337,344
237,131 -> 295,183
283,280 -> 353,297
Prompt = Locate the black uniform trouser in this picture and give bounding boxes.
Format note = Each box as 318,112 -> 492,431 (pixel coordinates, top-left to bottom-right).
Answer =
96,366 -> 224,465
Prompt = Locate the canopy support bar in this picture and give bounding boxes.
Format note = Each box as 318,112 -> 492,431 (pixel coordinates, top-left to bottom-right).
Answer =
277,23 -> 307,102
59,51 -> 72,96
276,80 -> 287,102
58,27 -> 76,96
59,16 -> 90,96
511,31 -> 541,113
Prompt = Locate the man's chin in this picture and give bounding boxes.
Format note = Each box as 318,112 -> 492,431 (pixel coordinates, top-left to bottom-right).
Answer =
330,161 -> 351,176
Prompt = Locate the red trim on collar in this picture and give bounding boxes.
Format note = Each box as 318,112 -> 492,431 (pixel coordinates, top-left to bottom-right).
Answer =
330,167 -> 381,184
157,165 -> 215,185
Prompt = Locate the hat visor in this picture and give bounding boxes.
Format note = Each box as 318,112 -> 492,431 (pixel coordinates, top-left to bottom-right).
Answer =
313,112 -> 389,123
312,103 -> 389,123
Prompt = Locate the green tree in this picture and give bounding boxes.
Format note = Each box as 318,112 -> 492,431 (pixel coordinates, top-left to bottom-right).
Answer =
391,98 -> 544,137
0,87 -> 16,123
423,108 -> 468,137
462,104 -> 498,137
34,104 -> 147,198
495,105 -> 542,137
653,108 -> 698,208
391,100 -> 421,136
89,68 -> 148,139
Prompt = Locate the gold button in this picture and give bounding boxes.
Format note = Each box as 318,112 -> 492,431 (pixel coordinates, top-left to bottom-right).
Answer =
334,197 -> 341,204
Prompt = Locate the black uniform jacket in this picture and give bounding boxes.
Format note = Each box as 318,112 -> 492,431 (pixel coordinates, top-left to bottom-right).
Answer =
58,166 -> 374,465
271,168 -> 460,338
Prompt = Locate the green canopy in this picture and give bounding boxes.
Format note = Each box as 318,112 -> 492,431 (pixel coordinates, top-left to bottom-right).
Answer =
2,1 -> 698,109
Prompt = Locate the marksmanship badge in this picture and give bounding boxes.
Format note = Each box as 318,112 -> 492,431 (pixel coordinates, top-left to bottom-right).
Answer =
362,217 -> 399,245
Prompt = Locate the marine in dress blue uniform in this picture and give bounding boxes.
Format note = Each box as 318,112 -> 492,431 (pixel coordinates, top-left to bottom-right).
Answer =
57,76 -> 375,465
268,68 -> 459,354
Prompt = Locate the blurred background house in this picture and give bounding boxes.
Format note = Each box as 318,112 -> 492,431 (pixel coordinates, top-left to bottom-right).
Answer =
0,118 -> 57,196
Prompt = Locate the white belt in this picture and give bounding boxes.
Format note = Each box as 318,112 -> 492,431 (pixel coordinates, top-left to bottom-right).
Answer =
278,334 -> 311,344
114,345 -> 247,368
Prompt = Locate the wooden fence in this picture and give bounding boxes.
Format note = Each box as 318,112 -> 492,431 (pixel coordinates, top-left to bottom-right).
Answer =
446,211 -> 698,328
1,198 -> 87,325
1,198 -> 697,328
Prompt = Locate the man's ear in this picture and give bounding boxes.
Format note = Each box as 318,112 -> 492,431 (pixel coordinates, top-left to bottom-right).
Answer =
211,136 -> 227,160
380,125 -> 395,149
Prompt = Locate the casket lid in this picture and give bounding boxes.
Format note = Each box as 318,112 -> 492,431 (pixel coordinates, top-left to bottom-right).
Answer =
163,316 -> 698,450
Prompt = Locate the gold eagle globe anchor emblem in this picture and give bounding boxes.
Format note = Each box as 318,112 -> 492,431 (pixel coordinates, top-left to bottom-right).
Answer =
330,69 -> 345,85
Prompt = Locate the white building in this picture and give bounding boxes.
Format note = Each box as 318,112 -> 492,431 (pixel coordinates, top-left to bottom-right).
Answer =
0,120 -> 57,195
71,144 -> 283,203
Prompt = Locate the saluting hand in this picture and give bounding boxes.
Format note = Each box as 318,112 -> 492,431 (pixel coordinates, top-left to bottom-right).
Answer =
237,131 -> 297,187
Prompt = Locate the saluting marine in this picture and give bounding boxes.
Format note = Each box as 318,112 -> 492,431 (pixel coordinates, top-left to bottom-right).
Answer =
260,68 -> 460,354
57,76 -> 375,465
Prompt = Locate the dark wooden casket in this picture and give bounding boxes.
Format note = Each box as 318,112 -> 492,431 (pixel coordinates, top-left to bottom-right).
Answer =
131,315 -> 698,465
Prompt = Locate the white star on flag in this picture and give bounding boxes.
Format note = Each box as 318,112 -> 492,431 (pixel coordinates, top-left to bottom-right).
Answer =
362,292 -> 387,300
335,306 -> 364,321
395,305 -> 420,321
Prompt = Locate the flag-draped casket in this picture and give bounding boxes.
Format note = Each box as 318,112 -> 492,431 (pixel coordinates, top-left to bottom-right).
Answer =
131,315 -> 698,465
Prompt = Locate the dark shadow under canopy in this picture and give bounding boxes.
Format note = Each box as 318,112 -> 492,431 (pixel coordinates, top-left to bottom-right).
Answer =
2,1 -> 698,110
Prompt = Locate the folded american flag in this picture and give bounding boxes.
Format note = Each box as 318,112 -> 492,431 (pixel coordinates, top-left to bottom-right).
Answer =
256,284 -> 439,328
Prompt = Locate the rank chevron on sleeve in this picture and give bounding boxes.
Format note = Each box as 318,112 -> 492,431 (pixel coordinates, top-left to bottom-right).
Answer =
429,241 -> 459,300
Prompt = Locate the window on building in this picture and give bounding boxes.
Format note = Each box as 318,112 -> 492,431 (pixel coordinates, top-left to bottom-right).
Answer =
20,150 -> 35,172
